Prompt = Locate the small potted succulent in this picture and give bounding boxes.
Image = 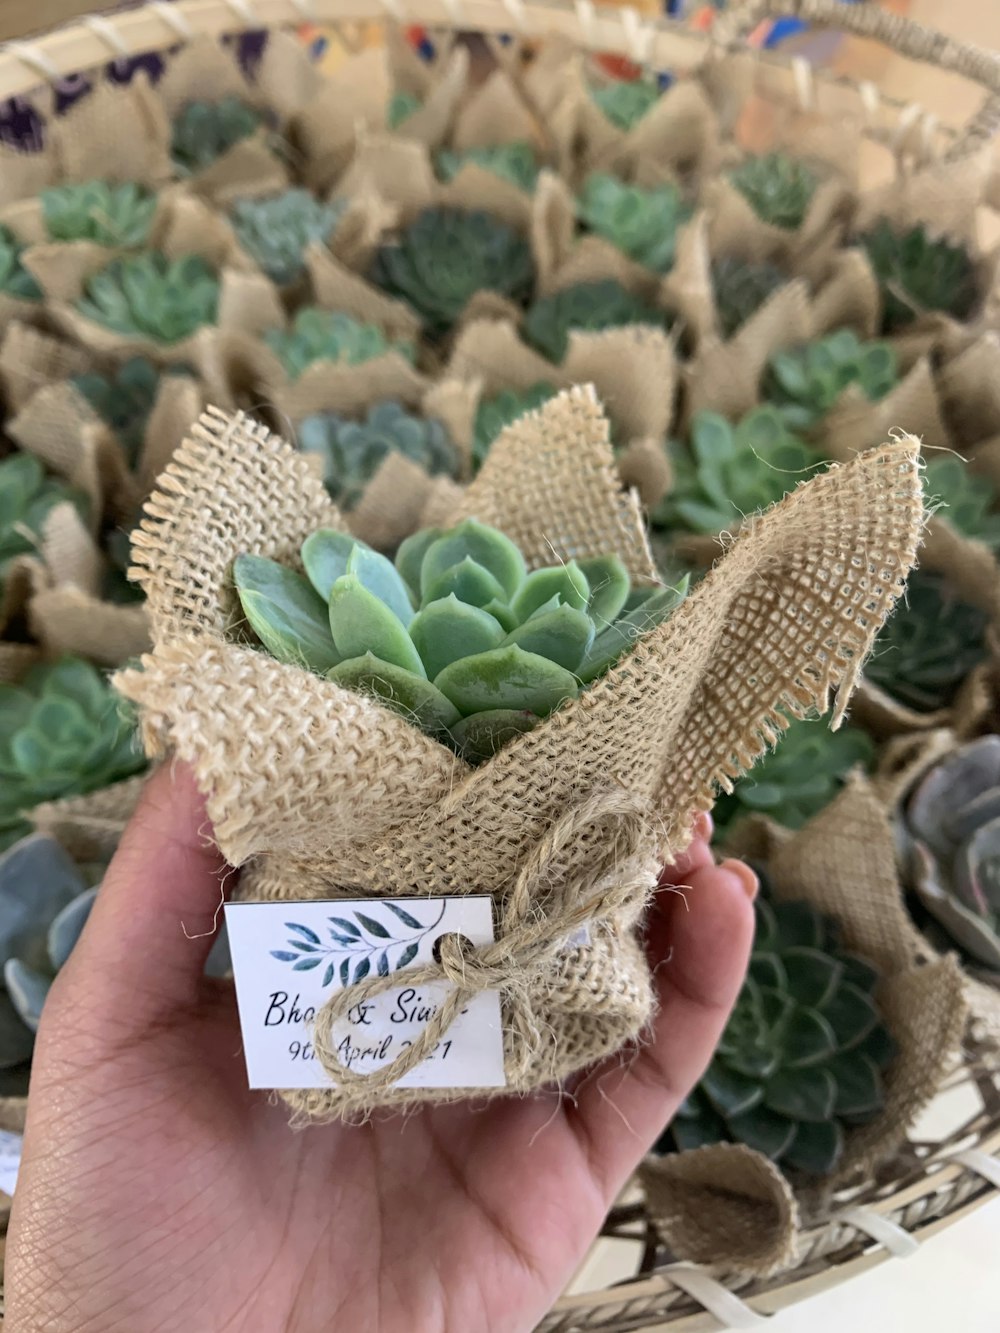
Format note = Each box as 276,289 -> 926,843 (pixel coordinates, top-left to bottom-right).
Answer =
590,77 -> 661,132
923,456 -> 1000,551
263,309 -> 416,382
0,224 -> 42,312
523,278 -> 672,364
728,152 -> 821,232
859,220 -> 979,335
39,180 -> 158,250
763,329 -> 899,433
170,95 -> 273,178
576,173 -> 690,273
435,142 -> 540,193
70,357 -> 194,466
712,256 -> 790,339
74,251 -> 220,346
472,383 -> 557,469
0,454 -> 90,585
229,189 -> 346,288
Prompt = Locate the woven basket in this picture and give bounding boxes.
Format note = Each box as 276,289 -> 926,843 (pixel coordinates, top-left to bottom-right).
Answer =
1,1 -> 999,1328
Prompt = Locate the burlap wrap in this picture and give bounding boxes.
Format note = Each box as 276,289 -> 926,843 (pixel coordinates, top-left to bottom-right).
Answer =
115,391 -> 922,1121
642,776 -> 968,1274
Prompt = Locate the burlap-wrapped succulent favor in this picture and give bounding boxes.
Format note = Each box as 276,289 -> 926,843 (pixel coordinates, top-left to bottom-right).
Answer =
114,389 -> 922,1121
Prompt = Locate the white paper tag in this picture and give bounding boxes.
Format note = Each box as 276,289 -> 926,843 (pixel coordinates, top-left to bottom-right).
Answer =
224,896 -> 506,1090
0,1128 -> 22,1197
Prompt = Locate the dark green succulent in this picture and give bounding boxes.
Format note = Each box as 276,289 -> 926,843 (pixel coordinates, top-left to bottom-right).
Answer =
865,568 -> 991,712
523,278 -> 672,364
40,180 -> 156,249
103,526 -> 144,606
656,407 -> 821,535
924,455 -> 1000,550
0,454 -> 89,577
728,153 -> 820,231
591,78 -> 660,131
71,357 -> 192,465
0,657 -> 146,851
75,251 -> 220,344
713,715 -> 875,843
170,96 -> 268,176
712,257 -> 789,338
387,90 -> 421,130
230,189 -> 346,287
860,220 -> 979,334
576,173 -> 690,273
233,519 -> 688,762
0,224 -> 42,301
263,308 -> 416,382
660,887 -> 896,1176
472,382 -> 558,469
435,142 -> 540,192
298,402 -> 458,511
370,207 -> 535,332
763,330 -> 899,432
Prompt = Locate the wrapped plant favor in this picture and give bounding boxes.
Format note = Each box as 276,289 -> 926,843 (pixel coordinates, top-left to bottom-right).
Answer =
117,390 -> 921,1122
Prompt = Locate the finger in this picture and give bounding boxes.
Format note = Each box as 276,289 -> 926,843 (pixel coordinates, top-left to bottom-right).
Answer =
56,761 -> 231,1028
567,859 -> 756,1196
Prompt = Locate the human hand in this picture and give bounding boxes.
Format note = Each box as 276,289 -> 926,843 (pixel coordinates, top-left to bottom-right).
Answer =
5,763 -> 756,1333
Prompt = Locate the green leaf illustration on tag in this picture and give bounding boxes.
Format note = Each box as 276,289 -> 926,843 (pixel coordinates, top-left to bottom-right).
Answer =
270,901 -> 448,986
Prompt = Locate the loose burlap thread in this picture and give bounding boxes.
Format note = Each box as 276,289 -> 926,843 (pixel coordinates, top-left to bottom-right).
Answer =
116,390 -> 923,1121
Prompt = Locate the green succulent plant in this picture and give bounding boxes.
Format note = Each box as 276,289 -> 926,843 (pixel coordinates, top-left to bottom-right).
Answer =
0,454 -> 89,577
763,329 -> 898,432
713,715 -> 875,843
171,96 -> 268,175
103,526 -> 145,606
233,519 -> 688,762
298,402 -> 458,511
370,207 -> 535,331
523,278 -> 672,364
75,251 -> 220,344
656,407 -> 821,535
0,658 -> 146,852
660,887 -> 896,1175
728,152 -> 820,231
40,180 -> 156,249
230,189 -> 346,287
263,308 -> 416,381
576,173 -> 690,273
0,224 -> 42,301
865,569 -> 991,713
472,382 -> 558,469
591,78 -> 660,131
924,455 -> 1000,550
71,357 -> 192,465
387,90 -> 421,130
435,142 -> 540,192
860,220 -> 979,334
902,735 -> 1000,977
712,256 -> 789,338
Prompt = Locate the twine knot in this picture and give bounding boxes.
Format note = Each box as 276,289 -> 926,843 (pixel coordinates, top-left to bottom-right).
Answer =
311,788 -> 660,1101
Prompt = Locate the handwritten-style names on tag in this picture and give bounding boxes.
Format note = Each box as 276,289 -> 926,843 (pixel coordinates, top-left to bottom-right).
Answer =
224,896 -> 506,1090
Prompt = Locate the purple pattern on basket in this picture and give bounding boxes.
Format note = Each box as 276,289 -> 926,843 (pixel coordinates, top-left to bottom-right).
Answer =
0,25 -> 268,152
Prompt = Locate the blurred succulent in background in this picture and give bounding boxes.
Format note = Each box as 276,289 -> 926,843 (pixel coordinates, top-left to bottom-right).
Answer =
171,96 -> 268,175
387,90 -> 421,130
0,657 -> 146,851
436,142 -> 540,192
712,256 -> 789,338
728,153 -> 820,231
230,189 -> 346,287
524,278 -> 672,364
591,78 -> 660,131
103,526 -> 145,606
298,402 -> 458,511
763,329 -> 899,432
660,886 -> 896,1175
576,173 -> 690,273
264,308 -> 415,381
71,357 -> 192,465
656,407 -> 821,535
472,382 -> 557,469
234,519 -> 688,762
924,455 -> 1000,551
713,715 -> 875,844
370,207 -> 535,331
0,224 -> 42,301
0,454 -> 89,579
865,569 -> 991,713
860,220 -> 979,334
902,735 -> 1000,977
76,251 -> 220,344
40,180 -> 156,249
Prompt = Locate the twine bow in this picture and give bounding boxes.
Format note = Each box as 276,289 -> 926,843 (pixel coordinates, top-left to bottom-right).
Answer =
311,788 -> 660,1102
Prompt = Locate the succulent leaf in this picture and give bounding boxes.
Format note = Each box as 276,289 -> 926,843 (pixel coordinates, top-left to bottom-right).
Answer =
0,224 -> 42,300
449,709 -> 539,762
265,310 -> 415,381
409,597 -> 505,680
472,382 -> 557,468
860,219 -> 978,333
0,453 -> 90,572
328,653 -> 459,737
764,330 -> 898,432
71,358 -> 191,464
171,96 -> 268,175
436,142 -> 539,192
577,173 -> 690,272
76,251 -> 219,343
328,574 -> 425,675
421,519 -> 526,601
524,278 -> 672,364
387,90 -> 421,130
728,152 -> 819,231
231,189 -> 346,286
41,180 -> 156,248
233,554 -> 341,674
301,528 -> 362,601
591,78 -> 660,131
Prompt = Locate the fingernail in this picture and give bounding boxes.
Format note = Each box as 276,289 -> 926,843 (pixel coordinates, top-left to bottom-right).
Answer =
692,810 -> 713,841
720,858 -> 759,901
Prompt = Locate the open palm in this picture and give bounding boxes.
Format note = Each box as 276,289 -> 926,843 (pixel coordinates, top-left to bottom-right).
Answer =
6,765 -> 755,1333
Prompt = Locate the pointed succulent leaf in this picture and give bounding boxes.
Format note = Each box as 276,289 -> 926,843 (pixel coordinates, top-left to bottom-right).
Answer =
781,1119 -> 844,1175
47,886 -> 98,971
510,561 -> 589,622
436,142 -> 539,192
395,527 -> 443,602
577,173 -> 690,272
231,189 -> 345,286
472,382 -> 557,467
346,544 -> 415,627
818,980 -> 880,1052
725,1104 -> 798,1161
420,520 -> 526,601
76,251 -> 220,344
701,1060 -> 765,1118
233,554 -> 340,673
577,579 -> 689,683
434,645 -> 579,717
171,96 -> 267,175
523,278 -> 672,364
301,529 -> 364,601
860,219 -> 978,334
827,1051 -> 884,1118
481,599 -> 518,633
782,1006 -> 838,1068
409,596 -> 505,680
449,709 -> 540,763
712,257 -> 788,338
41,179 -> 157,249
264,308 -> 415,380
0,224 -> 42,300
763,1066 -> 837,1122
728,152 -> 819,231
328,574 -> 425,676
423,557 -> 507,609
501,604 -> 594,673
576,554 -> 630,626
328,654 -> 458,737
781,947 -> 843,1010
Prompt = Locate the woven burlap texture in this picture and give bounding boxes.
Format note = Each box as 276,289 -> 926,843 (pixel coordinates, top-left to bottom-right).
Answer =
643,776 -> 968,1275
116,391 -> 922,1120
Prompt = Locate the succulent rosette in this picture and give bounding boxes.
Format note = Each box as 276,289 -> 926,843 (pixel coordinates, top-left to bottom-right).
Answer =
263,309 -> 415,381
0,225 -> 42,301
712,257 -> 789,338
170,96 -> 269,176
75,252 -> 220,344
764,330 -> 899,432
230,189 -> 346,287
436,142 -> 539,192
472,382 -> 557,468
728,153 -> 820,231
524,279 -> 672,364
40,180 -> 157,249
860,220 -> 979,334
591,78 -> 660,131
576,174 -> 690,272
